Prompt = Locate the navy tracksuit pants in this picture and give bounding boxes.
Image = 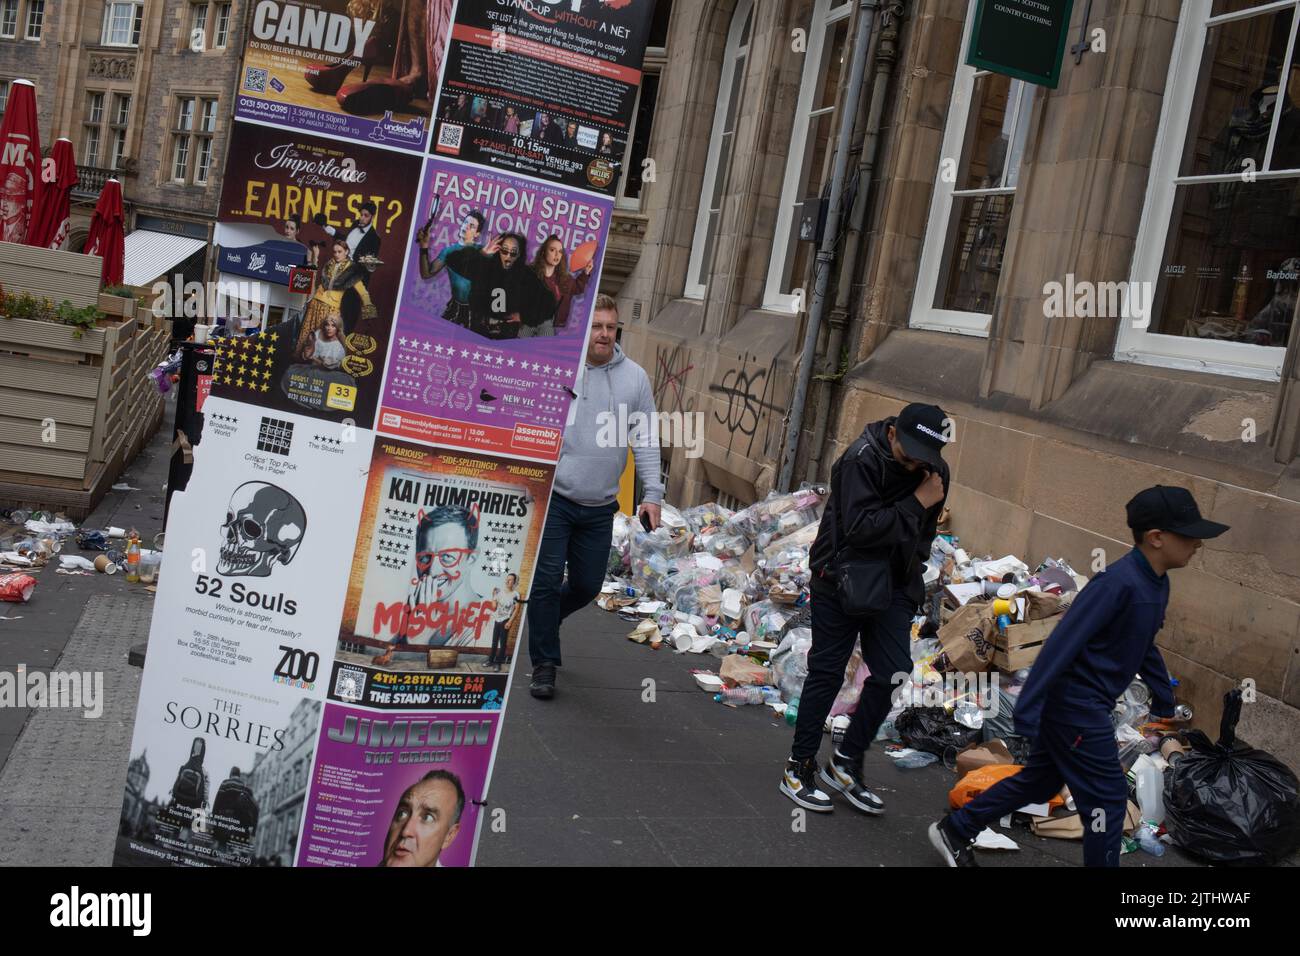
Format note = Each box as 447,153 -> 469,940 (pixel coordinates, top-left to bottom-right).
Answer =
947,717 -> 1129,867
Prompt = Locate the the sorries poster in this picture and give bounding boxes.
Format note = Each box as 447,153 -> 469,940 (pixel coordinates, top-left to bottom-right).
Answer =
431,0 -> 656,195
113,399 -> 373,867
330,438 -> 552,710
213,122 -> 421,426
377,156 -> 611,458
235,0 -> 454,151
296,703 -> 497,867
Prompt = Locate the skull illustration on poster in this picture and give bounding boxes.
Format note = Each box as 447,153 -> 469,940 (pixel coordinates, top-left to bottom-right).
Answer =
217,482 -> 307,577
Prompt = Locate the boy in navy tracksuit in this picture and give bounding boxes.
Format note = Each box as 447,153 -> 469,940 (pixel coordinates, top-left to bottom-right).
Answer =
928,486 -> 1229,867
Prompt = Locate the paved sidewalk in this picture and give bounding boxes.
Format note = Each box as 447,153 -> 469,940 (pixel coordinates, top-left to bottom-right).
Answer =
475,604 -> 1207,868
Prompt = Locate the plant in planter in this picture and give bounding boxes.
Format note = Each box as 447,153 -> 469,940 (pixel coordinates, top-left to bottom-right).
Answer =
98,285 -> 137,318
55,300 -> 104,338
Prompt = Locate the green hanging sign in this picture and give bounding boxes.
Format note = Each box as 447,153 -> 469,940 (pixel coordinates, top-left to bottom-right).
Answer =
966,0 -> 1076,88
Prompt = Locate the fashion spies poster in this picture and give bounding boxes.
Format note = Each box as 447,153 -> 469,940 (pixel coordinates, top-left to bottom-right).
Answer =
378,156 -> 611,458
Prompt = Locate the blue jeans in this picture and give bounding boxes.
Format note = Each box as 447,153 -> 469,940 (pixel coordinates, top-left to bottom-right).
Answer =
526,494 -> 617,667
948,717 -> 1127,867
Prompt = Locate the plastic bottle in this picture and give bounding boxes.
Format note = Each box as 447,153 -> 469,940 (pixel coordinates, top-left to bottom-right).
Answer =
1135,822 -> 1165,857
124,532 -> 141,583
715,686 -> 778,706
785,697 -> 800,726
1132,754 -> 1165,826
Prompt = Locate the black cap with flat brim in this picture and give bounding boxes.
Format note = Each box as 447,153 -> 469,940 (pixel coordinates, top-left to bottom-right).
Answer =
1125,485 -> 1229,539
895,403 -> 950,468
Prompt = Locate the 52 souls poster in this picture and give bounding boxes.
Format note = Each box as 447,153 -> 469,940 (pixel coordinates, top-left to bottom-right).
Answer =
214,123 -> 421,427
331,439 -> 553,710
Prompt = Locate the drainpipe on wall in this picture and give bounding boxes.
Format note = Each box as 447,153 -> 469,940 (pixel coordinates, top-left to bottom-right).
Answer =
805,1 -> 905,485
777,0 -> 880,492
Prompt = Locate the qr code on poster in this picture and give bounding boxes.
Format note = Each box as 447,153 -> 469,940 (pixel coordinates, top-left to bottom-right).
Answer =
436,122 -> 463,154
244,67 -> 268,93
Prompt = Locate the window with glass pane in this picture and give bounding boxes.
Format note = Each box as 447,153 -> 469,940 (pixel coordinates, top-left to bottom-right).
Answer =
24,0 -> 42,39
215,2 -> 231,47
930,72 -> 1033,314
780,13 -> 851,296
685,0 -> 752,297
0,81 -> 9,116
0,0 -> 17,37
191,3 -> 208,46
104,2 -> 141,45
109,94 -> 130,169
173,98 -> 194,181
620,72 -> 660,203
1150,0 -> 1300,349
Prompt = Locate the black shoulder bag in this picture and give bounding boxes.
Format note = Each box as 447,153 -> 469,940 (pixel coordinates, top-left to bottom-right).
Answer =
829,438 -> 898,616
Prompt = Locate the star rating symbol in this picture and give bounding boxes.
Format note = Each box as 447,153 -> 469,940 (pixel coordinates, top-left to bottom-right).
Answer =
495,354 -> 504,365
434,344 -> 444,354
460,349 -> 470,358
260,383 -> 270,392
400,337 -> 409,347
507,358 -> 515,367
263,369 -> 272,380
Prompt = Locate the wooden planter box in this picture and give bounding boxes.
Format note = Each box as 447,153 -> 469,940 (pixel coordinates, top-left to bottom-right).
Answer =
98,292 -> 137,320
0,312 -> 137,487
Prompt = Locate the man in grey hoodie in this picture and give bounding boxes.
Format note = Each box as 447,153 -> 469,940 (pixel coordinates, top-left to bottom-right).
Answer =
528,295 -> 664,699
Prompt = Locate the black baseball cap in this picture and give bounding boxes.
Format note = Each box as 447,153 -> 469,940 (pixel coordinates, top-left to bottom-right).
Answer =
894,403 -> 951,468
1125,485 -> 1229,539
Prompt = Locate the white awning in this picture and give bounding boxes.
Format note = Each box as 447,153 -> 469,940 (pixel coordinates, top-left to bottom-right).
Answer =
121,230 -> 207,287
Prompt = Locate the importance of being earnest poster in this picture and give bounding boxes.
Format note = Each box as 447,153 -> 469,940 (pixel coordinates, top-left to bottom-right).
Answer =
235,0 -> 453,151
114,399 -> 371,867
431,0 -> 656,195
377,156 -> 611,458
328,438 -> 552,711
297,703 -> 497,867
213,122 -> 421,427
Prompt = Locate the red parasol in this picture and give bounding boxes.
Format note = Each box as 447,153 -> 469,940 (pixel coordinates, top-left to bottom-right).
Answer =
0,78 -> 42,246
27,137 -> 78,249
83,178 -> 125,287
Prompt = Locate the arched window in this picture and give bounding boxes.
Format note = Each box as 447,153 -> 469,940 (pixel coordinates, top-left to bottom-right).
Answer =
685,0 -> 754,299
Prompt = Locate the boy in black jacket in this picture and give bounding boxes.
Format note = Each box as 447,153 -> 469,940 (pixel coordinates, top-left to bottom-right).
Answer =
928,485 -> 1228,867
781,404 -> 951,814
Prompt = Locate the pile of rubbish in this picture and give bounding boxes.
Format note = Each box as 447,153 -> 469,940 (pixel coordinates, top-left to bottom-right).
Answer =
1,509 -> 163,603
599,491 -> 1300,862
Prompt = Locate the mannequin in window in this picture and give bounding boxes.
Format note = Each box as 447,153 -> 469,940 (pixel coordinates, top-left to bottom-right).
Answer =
1209,84 -> 1300,251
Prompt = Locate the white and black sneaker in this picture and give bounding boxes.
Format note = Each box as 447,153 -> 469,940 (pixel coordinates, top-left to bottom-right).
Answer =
780,756 -> 834,812
819,749 -> 886,815
928,814 -> 980,868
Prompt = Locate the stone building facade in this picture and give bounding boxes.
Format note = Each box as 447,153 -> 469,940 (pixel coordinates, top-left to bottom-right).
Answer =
247,698 -> 319,867
0,0 -> 246,272
618,0 -> 1300,762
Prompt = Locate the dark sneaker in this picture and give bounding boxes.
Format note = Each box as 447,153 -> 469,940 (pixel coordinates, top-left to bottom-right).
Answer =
928,815 -> 979,867
819,749 -> 885,814
780,757 -> 834,812
529,663 -> 556,699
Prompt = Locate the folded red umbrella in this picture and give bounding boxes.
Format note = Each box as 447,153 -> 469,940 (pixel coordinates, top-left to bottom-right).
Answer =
27,137 -> 77,249
83,178 -> 125,287
0,78 -> 42,246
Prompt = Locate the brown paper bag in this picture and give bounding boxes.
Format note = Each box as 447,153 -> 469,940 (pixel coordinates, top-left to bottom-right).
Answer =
954,739 -> 1016,781
937,601 -> 996,672
720,654 -> 771,687
1030,801 -> 1141,840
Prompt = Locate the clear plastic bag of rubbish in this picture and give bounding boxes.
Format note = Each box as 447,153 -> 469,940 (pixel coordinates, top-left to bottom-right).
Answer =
630,528 -> 692,599
681,502 -> 733,536
703,531 -> 749,561
743,600 -> 795,641
770,626 -> 812,701
830,647 -> 868,717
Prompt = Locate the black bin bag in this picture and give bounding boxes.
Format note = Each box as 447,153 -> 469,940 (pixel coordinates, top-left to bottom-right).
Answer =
1165,689 -> 1300,865
896,707 -> 980,757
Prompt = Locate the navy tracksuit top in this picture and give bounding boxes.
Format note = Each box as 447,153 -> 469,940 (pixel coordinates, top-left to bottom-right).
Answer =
1014,548 -> 1177,739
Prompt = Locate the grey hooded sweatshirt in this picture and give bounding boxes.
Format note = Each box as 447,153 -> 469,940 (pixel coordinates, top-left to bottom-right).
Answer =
553,343 -> 664,507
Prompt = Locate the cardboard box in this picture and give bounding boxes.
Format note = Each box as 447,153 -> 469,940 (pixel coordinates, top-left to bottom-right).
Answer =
993,617 -> 1059,672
